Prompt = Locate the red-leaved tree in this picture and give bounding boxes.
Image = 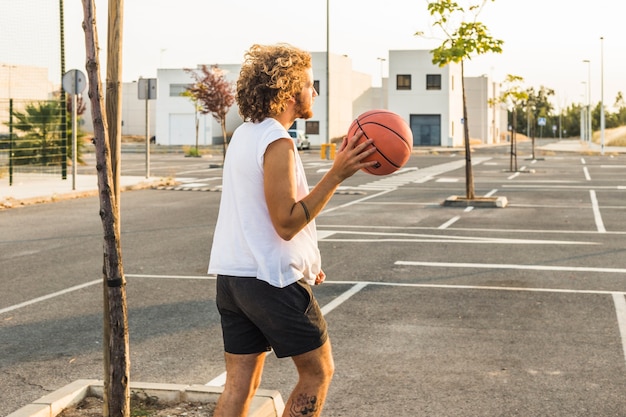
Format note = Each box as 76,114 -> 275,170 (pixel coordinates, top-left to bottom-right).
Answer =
185,65 -> 235,158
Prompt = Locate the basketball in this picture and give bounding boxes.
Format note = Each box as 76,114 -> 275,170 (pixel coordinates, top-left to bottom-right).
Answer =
347,109 -> 413,175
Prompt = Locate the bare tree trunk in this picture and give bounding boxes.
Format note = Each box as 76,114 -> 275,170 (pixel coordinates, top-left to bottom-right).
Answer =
461,60 -> 475,199
510,108 -> 518,172
221,119 -> 228,160
81,1 -> 130,416
107,0 -> 123,204
195,110 -> 199,154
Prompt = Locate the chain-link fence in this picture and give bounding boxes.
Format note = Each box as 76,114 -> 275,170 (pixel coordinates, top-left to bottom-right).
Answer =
1,98 -> 69,182
1,0 -> 67,184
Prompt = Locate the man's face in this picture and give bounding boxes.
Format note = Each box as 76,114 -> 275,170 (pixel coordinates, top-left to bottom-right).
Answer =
294,67 -> 317,120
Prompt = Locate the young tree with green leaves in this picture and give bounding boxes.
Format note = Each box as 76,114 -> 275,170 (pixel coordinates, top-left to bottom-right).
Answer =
9,101 -> 62,166
185,65 -> 235,159
492,74 -> 527,171
417,0 -> 503,200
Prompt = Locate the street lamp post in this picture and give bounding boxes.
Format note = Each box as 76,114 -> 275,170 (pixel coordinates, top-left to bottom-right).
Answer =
326,0 -> 330,145
581,81 -> 587,142
583,59 -> 591,142
2,64 -> 16,99
377,57 -> 386,84
377,57 -> 386,108
600,37 -> 605,155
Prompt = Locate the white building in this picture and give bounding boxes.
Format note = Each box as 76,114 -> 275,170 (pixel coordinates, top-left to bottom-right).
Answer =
152,54 -> 376,147
80,80 -> 158,140
78,49 -> 507,149
465,75 -> 508,144
0,64 -> 54,134
387,50 -> 464,147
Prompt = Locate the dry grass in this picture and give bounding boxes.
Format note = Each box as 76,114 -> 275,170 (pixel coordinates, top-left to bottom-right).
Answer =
595,125 -> 626,146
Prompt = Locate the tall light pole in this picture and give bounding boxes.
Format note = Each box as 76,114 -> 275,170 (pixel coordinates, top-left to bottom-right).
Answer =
581,81 -> 587,142
377,57 -> 386,84
600,37 -> 605,155
325,0 -> 330,144
377,57 -> 386,108
2,63 -> 19,100
583,59 -> 591,142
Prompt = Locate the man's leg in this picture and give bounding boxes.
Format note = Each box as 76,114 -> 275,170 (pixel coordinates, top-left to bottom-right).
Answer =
283,339 -> 334,417
214,351 -> 266,417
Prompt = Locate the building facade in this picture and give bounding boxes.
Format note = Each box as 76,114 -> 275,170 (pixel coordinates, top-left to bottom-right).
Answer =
465,75 -> 508,145
77,49 -> 507,149
387,50 -> 464,147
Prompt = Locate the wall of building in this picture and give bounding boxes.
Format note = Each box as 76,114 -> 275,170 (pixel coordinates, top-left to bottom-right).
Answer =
465,76 -> 490,143
70,49 -> 503,149
388,50 -> 464,147
465,75 -> 508,145
155,68 -> 214,146
0,64 -> 53,134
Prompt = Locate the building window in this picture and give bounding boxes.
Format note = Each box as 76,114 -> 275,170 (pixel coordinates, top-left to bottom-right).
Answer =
313,80 -> 320,94
170,83 -> 191,97
305,121 -> 320,135
396,74 -> 411,90
426,74 -> 442,90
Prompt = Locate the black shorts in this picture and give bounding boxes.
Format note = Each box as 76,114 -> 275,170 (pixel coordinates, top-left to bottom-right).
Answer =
216,275 -> 328,358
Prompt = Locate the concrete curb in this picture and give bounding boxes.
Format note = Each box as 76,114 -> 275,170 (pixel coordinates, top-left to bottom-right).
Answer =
442,195 -> 508,208
7,379 -> 285,417
0,177 -> 175,209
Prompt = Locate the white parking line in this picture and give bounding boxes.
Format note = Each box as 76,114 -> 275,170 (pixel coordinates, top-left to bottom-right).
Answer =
589,190 -> 607,233
319,230 -> 596,245
438,216 -> 460,229
320,282 -> 367,315
507,172 -> 520,180
485,189 -> 498,197
612,293 -> 626,367
0,279 -> 100,315
7,272 -> 625,375
395,260 -> 626,274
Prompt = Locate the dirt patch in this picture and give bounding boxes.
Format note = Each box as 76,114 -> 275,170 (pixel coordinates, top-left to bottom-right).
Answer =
58,396 -> 216,417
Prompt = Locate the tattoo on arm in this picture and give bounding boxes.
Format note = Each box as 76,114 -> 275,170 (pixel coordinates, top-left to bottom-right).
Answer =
290,393 -> 319,416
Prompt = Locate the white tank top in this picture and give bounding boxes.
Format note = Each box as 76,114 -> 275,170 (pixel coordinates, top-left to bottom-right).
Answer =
207,118 -> 320,288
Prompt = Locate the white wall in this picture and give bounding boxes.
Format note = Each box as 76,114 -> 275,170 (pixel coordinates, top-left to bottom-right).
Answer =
0,64 -> 52,134
75,49 -> 501,149
466,76 -> 490,143
121,81 -> 157,138
465,75 -> 508,145
388,50 -> 464,147
80,81 -> 157,139
155,68 -> 212,146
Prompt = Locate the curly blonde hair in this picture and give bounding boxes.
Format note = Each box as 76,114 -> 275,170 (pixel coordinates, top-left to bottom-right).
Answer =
236,44 -> 312,122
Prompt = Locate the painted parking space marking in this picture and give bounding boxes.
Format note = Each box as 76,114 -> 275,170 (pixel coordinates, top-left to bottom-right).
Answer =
395,260 -> 626,274
438,216 -> 460,229
318,230 -> 596,245
612,293 -> 626,367
0,279 -> 100,315
589,190 -> 607,233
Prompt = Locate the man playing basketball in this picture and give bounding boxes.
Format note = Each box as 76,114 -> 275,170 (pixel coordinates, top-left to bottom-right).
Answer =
208,43 -> 376,417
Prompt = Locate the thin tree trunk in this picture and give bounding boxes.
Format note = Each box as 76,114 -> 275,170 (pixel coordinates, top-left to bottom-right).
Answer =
221,119 -> 228,160
81,1 -> 130,416
510,108 -> 517,172
195,110 -> 199,154
461,60 -> 475,199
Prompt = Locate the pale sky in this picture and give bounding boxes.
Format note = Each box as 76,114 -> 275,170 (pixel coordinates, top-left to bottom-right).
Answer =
3,1 -> 624,110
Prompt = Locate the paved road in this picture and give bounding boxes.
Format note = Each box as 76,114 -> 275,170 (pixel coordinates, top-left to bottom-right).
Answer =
2,140 -> 626,416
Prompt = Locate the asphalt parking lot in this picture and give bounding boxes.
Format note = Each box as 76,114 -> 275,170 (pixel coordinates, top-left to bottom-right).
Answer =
1,140 -> 626,416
